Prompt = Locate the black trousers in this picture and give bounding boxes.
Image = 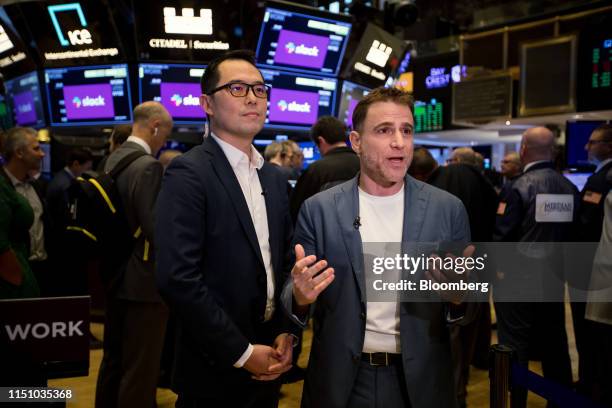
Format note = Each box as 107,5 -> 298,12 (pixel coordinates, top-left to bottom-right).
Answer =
95,297 -> 168,408
347,359 -> 412,408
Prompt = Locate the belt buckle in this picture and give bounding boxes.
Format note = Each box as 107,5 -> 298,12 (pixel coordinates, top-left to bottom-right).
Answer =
369,353 -> 388,366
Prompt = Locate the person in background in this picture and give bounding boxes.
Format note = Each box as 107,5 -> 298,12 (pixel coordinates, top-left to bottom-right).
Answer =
290,116 -> 360,223
46,147 -> 93,296
494,126 -> 577,408
96,124 -> 132,173
572,123 -> 612,397
159,149 -> 182,171
96,102 -> 173,408
0,127 -> 48,295
499,152 -> 522,199
285,140 -> 304,178
265,141 -> 297,182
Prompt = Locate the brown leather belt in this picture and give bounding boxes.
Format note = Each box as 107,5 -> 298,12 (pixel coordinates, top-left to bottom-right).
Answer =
361,352 -> 402,366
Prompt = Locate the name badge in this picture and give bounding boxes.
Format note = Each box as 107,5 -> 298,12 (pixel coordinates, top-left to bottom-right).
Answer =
535,194 -> 574,222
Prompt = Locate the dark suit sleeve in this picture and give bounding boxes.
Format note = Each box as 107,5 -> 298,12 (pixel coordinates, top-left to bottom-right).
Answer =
155,159 -> 250,367
493,188 -> 524,242
131,160 -> 163,242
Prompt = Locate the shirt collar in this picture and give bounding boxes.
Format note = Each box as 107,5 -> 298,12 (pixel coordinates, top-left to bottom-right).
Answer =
63,166 -> 75,178
523,160 -> 550,173
3,166 -> 26,187
126,136 -> 152,155
596,158 -> 612,173
210,132 -> 264,170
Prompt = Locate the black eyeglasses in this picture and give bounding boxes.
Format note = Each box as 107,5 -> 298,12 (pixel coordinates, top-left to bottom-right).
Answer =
206,81 -> 270,98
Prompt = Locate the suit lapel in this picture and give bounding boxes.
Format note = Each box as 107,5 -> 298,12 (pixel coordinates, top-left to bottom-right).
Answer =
335,177 -> 366,304
204,137 -> 265,269
402,175 -> 428,243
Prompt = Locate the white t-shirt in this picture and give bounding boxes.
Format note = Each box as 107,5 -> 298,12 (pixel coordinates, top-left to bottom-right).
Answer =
359,185 -> 404,353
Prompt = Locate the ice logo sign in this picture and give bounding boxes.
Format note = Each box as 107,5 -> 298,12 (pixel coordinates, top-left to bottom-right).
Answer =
48,3 -> 93,47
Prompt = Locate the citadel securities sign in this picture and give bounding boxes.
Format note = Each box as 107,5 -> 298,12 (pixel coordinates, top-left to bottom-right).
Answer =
274,30 -> 330,70
63,83 -> 115,120
14,90 -> 37,126
160,82 -> 205,119
269,88 -> 319,125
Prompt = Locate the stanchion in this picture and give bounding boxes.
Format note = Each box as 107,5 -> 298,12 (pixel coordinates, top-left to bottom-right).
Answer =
489,344 -> 513,408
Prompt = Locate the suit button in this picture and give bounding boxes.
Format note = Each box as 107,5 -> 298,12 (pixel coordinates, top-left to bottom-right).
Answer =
360,312 -> 366,320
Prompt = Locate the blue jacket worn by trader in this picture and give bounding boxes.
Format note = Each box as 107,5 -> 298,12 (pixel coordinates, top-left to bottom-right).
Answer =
283,174 -> 473,408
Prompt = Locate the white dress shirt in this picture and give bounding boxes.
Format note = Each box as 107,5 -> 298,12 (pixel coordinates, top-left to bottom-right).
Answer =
210,133 -> 276,368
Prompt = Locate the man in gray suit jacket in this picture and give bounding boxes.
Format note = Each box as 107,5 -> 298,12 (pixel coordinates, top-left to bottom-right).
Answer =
96,101 -> 173,408
283,88 -> 475,408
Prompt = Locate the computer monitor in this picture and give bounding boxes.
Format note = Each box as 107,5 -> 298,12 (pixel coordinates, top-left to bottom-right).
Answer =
5,71 -> 46,128
45,64 -> 133,126
139,63 -> 206,125
256,2 -> 351,76
338,81 -> 370,129
260,68 -> 338,131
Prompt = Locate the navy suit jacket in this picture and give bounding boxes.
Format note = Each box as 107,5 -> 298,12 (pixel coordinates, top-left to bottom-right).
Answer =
155,136 -> 294,395
282,174 -> 471,408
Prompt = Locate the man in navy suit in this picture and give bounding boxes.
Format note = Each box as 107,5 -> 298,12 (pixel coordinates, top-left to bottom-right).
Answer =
283,87 -> 476,408
155,50 -> 294,408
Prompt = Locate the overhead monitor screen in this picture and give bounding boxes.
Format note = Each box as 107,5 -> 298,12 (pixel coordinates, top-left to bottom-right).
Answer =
577,14 -> 612,112
0,9 -> 36,77
139,63 -> 206,125
338,80 -> 370,129
414,99 -> 443,133
45,64 -> 133,126
260,68 -> 338,131
256,4 -> 351,76
5,71 -> 46,128
342,23 -> 405,87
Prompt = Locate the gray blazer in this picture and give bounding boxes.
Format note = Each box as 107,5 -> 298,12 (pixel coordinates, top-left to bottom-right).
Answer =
283,174 -> 471,408
105,141 -> 164,302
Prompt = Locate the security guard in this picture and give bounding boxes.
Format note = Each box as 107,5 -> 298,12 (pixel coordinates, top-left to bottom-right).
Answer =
494,126 -> 579,408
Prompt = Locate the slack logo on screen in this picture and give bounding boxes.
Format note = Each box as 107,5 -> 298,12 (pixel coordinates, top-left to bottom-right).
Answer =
277,99 -> 311,113
72,95 -> 105,108
285,42 -> 320,57
170,93 -> 199,107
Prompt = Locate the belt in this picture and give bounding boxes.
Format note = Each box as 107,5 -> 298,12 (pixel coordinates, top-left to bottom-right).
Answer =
361,352 -> 402,366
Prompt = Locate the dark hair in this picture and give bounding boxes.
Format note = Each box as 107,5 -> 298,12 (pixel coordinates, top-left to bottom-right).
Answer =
111,124 -> 131,146
351,87 -> 413,133
409,147 -> 437,179
310,116 -> 347,146
200,50 -> 260,94
593,123 -> 612,142
65,147 -> 93,166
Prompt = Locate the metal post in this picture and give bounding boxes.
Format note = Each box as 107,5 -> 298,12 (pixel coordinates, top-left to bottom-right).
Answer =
489,344 -> 513,408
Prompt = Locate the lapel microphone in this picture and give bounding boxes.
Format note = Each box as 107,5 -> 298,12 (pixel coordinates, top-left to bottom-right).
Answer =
353,216 -> 361,230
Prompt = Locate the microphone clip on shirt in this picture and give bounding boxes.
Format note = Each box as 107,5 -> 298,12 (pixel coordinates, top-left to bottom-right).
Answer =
353,216 -> 361,230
